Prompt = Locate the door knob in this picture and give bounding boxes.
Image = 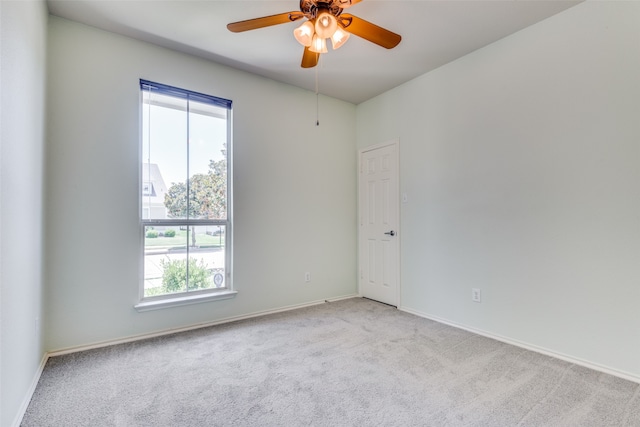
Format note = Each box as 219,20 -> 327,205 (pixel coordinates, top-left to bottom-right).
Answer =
384,230 -> 396,236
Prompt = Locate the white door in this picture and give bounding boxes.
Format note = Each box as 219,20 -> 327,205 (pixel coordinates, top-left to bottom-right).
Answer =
359,142 -> 399,306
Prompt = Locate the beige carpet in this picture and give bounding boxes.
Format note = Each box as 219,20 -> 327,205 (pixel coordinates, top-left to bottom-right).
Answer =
22,298 -> 640,426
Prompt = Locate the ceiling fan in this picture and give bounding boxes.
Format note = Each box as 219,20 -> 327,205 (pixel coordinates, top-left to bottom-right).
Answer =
227,0 -> 402,68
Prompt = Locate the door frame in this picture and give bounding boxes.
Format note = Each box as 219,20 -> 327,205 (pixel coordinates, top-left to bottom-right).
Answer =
357,139 -> 401,307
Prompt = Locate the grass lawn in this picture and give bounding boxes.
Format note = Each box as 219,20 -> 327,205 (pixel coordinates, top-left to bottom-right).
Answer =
145,229 -> 225,248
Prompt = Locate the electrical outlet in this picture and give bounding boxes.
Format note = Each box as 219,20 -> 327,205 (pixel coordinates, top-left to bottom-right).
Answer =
35,317 -> 40,335
305,272 -> 311,283
472,288 -> 481,303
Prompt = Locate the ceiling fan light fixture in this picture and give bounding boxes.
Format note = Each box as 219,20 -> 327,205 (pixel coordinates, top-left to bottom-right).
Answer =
227,1 -> 402,69
293,20 -> 315,46
309,34 -> 328,54
330,27 -> 350,50
314,9 -> 338,39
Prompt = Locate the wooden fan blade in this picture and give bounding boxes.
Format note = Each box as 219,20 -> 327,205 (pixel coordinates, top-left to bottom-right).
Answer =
339,14 -> 401,49
301,46 -> 319,68
336,0 -> 363,9
227,11 -> 304,32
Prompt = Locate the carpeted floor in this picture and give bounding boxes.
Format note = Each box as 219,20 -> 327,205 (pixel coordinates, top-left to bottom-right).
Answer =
22,298 -> 640,426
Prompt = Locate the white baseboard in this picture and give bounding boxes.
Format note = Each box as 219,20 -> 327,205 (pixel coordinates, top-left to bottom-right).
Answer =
12,353 -> 49,427
399,305 -> 640,385
325,293 -> 359,303
48,295 -> 359,357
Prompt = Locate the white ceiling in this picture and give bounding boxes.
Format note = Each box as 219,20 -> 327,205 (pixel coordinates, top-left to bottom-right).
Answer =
47,0 -> 582,104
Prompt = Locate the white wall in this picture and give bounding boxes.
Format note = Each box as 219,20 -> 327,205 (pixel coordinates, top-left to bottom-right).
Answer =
357,1 -> 640,380
45,17 -> 357,351
0,1 -> 48,425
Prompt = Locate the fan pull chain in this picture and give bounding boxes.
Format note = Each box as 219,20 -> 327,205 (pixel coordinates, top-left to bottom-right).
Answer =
315,62 -> 320,126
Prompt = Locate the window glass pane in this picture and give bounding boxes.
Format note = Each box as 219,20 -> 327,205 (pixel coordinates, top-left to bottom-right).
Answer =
144,225 -> 188,297
143,225 -> 226,297
142,91 -> 188,220
188,101 -> 227,220
187,225 -> 226,290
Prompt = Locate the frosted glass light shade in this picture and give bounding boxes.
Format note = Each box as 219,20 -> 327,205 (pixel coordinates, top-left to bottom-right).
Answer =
309,34 -> 328,54
315,10 -> 337,39
293,21 -> 314,47
330,28 -> 350,50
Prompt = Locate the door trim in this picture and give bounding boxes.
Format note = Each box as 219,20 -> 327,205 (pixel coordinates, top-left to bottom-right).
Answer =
357,139 -> 401,307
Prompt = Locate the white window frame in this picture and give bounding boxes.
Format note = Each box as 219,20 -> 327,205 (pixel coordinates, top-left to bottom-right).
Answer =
135,80 -> 236,312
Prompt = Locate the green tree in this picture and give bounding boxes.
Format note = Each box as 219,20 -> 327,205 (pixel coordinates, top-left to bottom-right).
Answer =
160,257 -> 211,293
164,155 -> 226,247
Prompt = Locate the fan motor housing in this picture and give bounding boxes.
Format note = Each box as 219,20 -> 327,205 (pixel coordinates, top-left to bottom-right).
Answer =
300,0 -> 344,19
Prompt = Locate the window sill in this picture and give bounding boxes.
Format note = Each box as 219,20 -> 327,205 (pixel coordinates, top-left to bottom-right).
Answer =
134,290 -> 238,312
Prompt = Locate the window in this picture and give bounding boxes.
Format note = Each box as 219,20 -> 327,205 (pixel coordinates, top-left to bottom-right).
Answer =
137,80 -> 234,310
142,182 -> 154,196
